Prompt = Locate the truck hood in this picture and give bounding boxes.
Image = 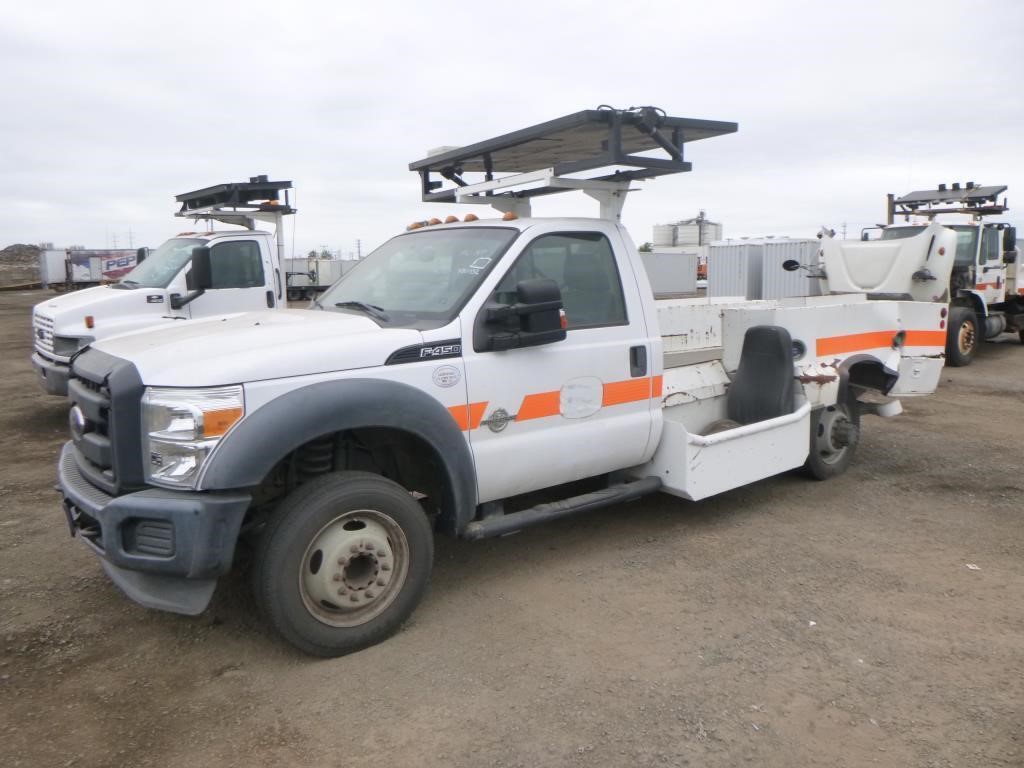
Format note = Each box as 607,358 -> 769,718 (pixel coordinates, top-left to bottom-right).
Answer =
34,285 -> 165,326
91,309 -> 423,386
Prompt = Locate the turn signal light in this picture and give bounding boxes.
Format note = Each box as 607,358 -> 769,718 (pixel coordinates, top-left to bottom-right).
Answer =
940,307 -> 948,318
464,214 -> 479,222
502,212 -> 518,221
444,215 -> 459,223
938,246 -> 946,255
428,218 -> 442,226
407,221 -> 425,230
84,315 -> 95,329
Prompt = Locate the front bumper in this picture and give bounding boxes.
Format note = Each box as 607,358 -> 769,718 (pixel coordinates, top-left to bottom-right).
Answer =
57,442 -> 251,615
31,352 -> 70,396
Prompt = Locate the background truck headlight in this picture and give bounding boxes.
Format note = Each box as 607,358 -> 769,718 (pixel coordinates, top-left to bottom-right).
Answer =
52,335 -> 93,357
142,386 -> 244,488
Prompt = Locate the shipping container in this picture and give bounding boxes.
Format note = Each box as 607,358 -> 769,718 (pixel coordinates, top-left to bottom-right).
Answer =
707,241 -> 763,298
760,240 -> 822,300
641,251 -> 699,297
708,238 -> 821,299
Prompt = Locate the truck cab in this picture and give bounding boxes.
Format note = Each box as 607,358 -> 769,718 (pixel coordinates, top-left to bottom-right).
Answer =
31,177 -> 294,395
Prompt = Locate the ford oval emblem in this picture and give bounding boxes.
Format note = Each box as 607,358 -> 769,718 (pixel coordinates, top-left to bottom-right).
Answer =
69,405 -> 87,438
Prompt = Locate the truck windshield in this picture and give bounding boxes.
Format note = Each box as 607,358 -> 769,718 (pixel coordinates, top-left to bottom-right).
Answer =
881,225 -> 978,266
319,227 -> 518,330
116,238 -> 204,289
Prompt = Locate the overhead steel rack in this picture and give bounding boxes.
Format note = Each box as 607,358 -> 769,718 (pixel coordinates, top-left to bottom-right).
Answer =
175,175 -> 296,230
890,182 -> 1008,220
408,106 -> 737,219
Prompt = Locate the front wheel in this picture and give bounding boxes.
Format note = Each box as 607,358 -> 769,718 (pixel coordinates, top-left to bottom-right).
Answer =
946,306 -> 980,367
804,398 -> 860,481
252,471 -> 434,657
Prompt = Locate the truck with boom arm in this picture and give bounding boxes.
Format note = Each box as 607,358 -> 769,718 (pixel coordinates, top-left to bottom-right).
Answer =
55,107 -> 954,656
31,176 -> 295,395
824,184 -> 1021,366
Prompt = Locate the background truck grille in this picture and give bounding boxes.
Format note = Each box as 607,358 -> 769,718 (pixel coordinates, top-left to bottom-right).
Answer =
32,312 -> 54,355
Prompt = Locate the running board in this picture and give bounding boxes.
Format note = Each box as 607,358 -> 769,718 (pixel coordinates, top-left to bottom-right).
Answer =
462,476 -> 663,540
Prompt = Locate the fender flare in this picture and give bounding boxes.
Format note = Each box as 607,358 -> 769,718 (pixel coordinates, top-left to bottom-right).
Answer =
198,378 -> 478,532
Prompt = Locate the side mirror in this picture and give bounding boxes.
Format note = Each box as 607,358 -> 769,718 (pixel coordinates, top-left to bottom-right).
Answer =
1005,226 -> 1017,253
186,246 -> 213,291
475,278 -> 566,352
1005,250 -> 1017,264
136,246 -> 148,263
861,231 -> 869,241
782,259 -> 801,272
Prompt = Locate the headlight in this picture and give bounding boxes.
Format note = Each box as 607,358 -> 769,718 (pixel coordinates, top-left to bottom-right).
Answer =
142,385 -> 244,488
52,335 -> 93,357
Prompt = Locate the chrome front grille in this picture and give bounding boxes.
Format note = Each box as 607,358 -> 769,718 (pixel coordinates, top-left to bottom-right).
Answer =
33,311 -> 54,355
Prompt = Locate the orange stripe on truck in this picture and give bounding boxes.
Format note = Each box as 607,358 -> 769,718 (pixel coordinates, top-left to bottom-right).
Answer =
816,329 -> 946,357
448,402 -> 488,431
903,330 -> 947,347
602,377 -> 653,407
516,391 -> 561,422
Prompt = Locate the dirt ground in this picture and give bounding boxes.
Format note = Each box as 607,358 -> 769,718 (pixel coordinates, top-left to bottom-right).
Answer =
1,289 -> 1021,768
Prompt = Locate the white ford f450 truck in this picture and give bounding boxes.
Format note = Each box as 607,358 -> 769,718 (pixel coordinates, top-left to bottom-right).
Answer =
56,107 -> 955,656
32,176 -> 294,396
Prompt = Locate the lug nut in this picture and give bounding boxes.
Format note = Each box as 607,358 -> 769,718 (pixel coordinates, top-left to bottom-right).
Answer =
333,573 -> 342,582
365,590 -> 375,599
365,542 -> 375,551
350,544 -> 359,553
376,578 -> 385,586
381,563 -> 391,571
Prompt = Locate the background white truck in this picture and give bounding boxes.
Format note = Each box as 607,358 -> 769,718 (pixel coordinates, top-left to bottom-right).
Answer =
864,184 -> 1021,366
31,176 -> 295,395
56,107 -> 952,657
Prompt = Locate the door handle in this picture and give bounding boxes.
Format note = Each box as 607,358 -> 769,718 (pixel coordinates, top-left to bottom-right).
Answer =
630,345 -> 647,377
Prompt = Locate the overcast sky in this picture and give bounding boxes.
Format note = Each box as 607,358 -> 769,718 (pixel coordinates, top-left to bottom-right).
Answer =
3,1 -> 1022,257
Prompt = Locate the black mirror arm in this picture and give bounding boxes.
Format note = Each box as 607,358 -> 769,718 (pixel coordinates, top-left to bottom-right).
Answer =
170,288 -> 206,310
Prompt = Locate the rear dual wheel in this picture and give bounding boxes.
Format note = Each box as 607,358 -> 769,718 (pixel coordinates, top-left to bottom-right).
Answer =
804,397 -> 860,480
252,471 -> 433,657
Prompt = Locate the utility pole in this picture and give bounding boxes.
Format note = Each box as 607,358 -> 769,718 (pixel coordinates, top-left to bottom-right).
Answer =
128,227 -> 134,249
841,221 -> 848,240
355,239 -> 362,260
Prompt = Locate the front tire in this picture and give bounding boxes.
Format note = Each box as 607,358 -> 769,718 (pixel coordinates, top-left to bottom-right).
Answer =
946,306 -> 980,367
252,471 -> 433,657
804,397 -> 860,480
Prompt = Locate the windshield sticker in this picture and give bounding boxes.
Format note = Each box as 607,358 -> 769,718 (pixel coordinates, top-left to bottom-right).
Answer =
470,257 -> 492,270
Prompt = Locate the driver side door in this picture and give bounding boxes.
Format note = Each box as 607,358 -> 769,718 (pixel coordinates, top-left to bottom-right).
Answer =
460,229 -> 659,504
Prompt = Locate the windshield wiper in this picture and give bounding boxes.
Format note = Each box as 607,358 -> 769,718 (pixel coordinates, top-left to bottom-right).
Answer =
112,280 -> 138,290
334,301 -> 390,322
